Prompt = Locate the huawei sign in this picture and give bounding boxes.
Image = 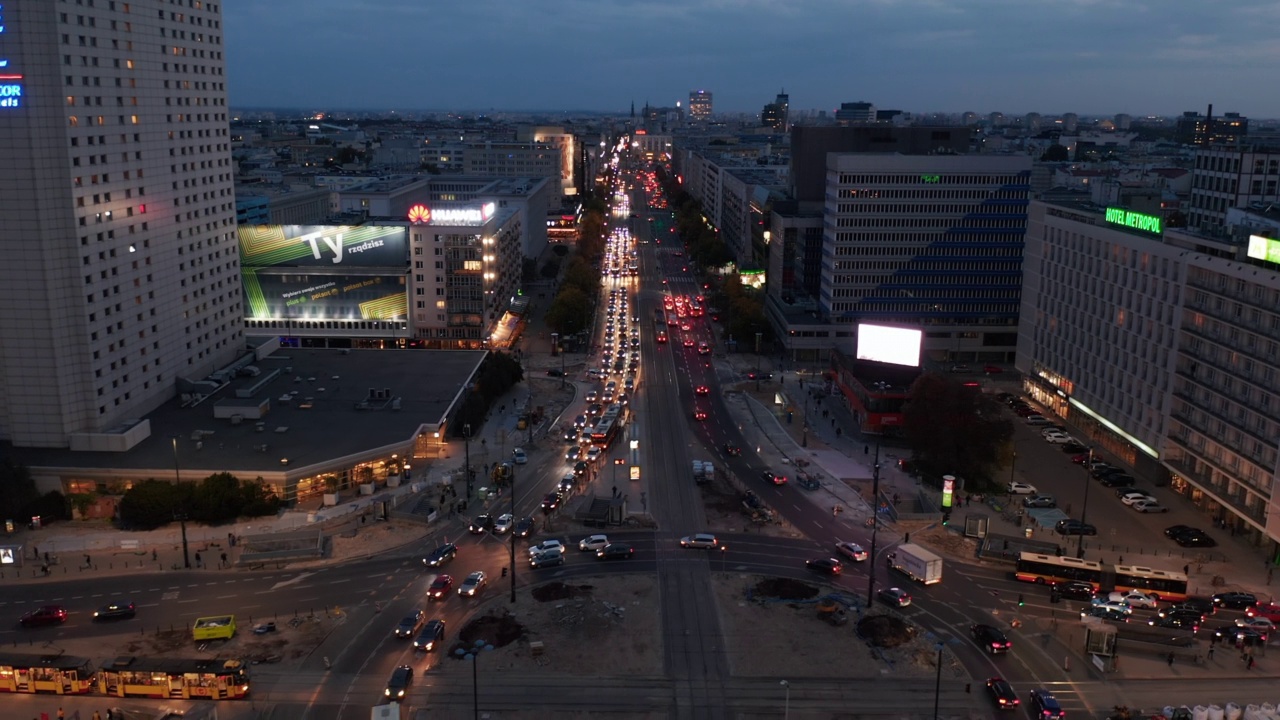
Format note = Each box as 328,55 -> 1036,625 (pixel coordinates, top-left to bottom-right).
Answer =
407,204 -> 431,224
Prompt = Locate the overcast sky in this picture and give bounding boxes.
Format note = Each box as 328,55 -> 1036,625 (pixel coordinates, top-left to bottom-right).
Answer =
224,0 -> 1280,118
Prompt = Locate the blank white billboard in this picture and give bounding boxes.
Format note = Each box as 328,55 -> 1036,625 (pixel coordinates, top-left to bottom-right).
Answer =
856,323 -> 922,368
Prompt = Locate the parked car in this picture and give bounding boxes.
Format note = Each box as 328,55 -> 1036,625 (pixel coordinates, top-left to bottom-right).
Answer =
1118,491 -> 1156,505
1055,519 -> 1097,536
1100,474 -> 1137,489
1133,499 -> 1169,513
1022,495 -> 1056,509
1007,481 -> 1038,495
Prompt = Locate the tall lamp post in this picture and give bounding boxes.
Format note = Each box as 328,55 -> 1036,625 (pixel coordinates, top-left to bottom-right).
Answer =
463,424 -> 473,503
1077,449 -> 1094,559
171,437 -> 191,569
755,332 -> 763,391
780,679 -> 790,720
865,436 -> 882,608
509,462 -> 517,603
932,641 -> 945,719
551,332 -> 565,388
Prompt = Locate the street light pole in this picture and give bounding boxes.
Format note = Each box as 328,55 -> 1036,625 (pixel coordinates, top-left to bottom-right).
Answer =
510,462 -> 517,603
1077,448 -> 1094,559
755,332 -> 763,391
780,679 -> 790,720
865,436 -> 882,607
464,424 -> 473,504
171,437 -> 191,569
932,642 -> 944,719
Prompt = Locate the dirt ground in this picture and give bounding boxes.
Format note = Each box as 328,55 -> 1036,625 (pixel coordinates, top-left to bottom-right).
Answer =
697,465 -> 804,540
435,573 -> 661,676
711,573 -> 967,680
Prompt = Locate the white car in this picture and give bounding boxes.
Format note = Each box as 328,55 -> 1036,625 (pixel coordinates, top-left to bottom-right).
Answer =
565,446 -> 582,462
512,448 -> 528,465
578,534 -> 609,552
1090,598 -> 1135,615
1044,434 -> 1076,445
1236,616 -> 1276,632
1007,481 -> 1038,495
1119,492 -> 1157,506
458,571 -> 487,597
1107,590 -> 1158,609
586,447 -> 602,463
528,539 -> 565,557
680,533 -> 719,549
835,541 -> 868,562
493,513 -> 514,534
1133,500 -> 1169,514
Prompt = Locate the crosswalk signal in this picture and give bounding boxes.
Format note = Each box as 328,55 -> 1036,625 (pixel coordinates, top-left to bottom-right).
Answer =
1018,594 -> 1025,607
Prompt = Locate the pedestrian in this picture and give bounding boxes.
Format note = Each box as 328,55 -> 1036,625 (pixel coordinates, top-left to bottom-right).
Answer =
85,554 -> 91,567
1183,564 -> 1189,575
58,707 -> 65,719
220,552 -> 227,567
194,551 -> 202,567
1207,645 -> 1215,660
1167,651 -> 1174,668
152,549 -> 158,562
1249,655 -> 1256,670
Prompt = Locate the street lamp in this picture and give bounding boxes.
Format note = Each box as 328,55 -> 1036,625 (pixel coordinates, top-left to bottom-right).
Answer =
780,679 -> 790,720
865,436 -> 882,607
171,437 -> 191,569
458,639 -> 492,720
932,641 -> 945,719
464,424 -> 473,504
510,461 -> 517,604
1077,448 -> 1094,559
755,332 -> 763,391
552,332 -> 565,388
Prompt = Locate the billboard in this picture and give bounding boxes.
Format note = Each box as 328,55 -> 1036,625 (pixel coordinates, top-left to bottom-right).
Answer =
238,225 -> 408,268
242,269 -> 407,321
856,323 -> 922,368
1247,235 -> 1280,264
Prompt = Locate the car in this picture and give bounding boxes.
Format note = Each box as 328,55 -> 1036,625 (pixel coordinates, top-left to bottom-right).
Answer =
1028,688 -> 1066,719
578,534 -> 610,552
573,461 -> 589,477
1163,598 -> 1214,619
683,338 -> 695,348
587,403 -> 603,415
1070,452 -> 1093,464
585,390 -> 599,403
692,408 -> 708,421
413,619 -> 446,652
1245,602 -> 1280,623
1133,499 -> 1169,513
541,492 -> 561,512
1108,590 -> 1159,609
680,533 -> 719,549
761,470 -> 788,486
558,476 -> 575,495
949,364 -> 971,373
835,541 -> 868,562
458,571 -> 487,597
1099,474 -> 1137,489
1216,624 -> 1268,646
573,414 -> 588,429
1055,581 -> 1097,601
1061,441 -> 1090,454
529,548 -> 566,568
1117,491 -> 1154,505
971,624 -> 1012,654
878,587 -> 912,607
395,610 -> 427,638
1091,465 -> 1124,479
806,557 -> 843,575
469,515 -> 494,534
1213,591 -> 1258,610
92,602 -> 136,621
384,664 -> 413,702
986,677 -> 1019,710
1090,598 -> 1134,615
512,515 -> 532,538
528,539 -> 565,556
983,365 -> 1004,374
1025,415 -> 1051,426
586,447 -> 602,463
1172,530 -> 1217,548
427,574 -> 454,599
423,543 -> 458,568
1158,607 -> 1208,626
1082,606 -> 1131,623
493,513 -> 514,534
1149,615 -> 1199,632
1055,519 -> 1097,536
19,605 -> 68,628
1022,495 -> 1056,509
1006,481 -> 1037,495
597,543 -> 635,560
565,446 -> 582,462
694,384 -> 710,395
545,368 -> 565,377
1042,432 -> 1072,444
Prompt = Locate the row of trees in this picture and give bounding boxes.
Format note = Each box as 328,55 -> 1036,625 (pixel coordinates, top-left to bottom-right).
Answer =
545,196 -> 609,337
0,460 -> 69,524
119,472 -> 281,530
450,350 -> 525,435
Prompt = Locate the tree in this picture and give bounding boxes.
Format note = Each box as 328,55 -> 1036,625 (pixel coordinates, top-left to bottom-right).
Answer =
562,257 -> 599,297
1040,144 -> 1069,162
902,374 -> 1013,490
190,472 -> 243,524
539,258 -> 561,279
545,286 -> 591,336
0,460 -> 41,521
119,479 -> 183,530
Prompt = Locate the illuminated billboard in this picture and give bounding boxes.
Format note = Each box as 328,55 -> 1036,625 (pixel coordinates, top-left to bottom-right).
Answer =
856,323 -> 922,368
406,203 -> 496,226
1247,235 -> 1280,264
0,4 -> 27,109
242,269 -> 407,321
1104,207 -> 1162,235
238,225 -> 407,268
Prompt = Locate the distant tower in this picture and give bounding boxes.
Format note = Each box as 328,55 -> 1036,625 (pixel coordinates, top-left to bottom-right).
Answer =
630,101 -> 635,119
689,90 -> 713,121
1024,113 -> 1042,133
1114,113 -> 1132,131
762,89 -> 790,132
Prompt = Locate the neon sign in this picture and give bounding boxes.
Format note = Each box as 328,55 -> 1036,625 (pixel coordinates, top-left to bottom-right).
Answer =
405,202 -> 496,226
921,175 -> 941,183
0,3 -> 24,109
1247,235 -> 1280,264
1104,207 -> 1162,235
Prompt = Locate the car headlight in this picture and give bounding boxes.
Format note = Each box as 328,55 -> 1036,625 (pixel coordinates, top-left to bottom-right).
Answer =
385,689 -> 392,696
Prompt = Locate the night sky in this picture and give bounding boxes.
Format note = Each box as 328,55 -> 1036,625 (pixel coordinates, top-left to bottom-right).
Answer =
224,0 -> 1279,117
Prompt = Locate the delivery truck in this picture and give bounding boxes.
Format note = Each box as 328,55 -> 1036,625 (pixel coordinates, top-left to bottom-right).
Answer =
887,543 -> 943,585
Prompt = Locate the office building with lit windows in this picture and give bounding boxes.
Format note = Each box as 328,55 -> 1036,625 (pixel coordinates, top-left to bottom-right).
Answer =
0,1 -> 242,449
820,153 -> 1032,361
1019,194 -> 1280,551
688,90 -> 712,120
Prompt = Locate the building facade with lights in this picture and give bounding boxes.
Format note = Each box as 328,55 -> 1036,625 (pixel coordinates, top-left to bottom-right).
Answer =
1019,195 -> 1280,552
688,90 -> 712,121
0,1 -> 243,449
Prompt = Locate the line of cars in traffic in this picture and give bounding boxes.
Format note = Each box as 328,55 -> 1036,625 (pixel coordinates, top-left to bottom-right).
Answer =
1067,583 -> 1277,644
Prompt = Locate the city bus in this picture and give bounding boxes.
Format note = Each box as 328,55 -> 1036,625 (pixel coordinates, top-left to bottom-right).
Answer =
98,657 -> 250,700
1110,564 -> 1189,602
0,653 -> 97,695
590,419 -> 619,448
1014,552 -> 1104,589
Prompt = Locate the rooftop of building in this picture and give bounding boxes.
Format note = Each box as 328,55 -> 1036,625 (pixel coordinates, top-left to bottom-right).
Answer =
6,348 -> 486,475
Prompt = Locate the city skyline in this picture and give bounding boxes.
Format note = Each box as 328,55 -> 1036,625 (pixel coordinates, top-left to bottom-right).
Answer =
225,0 -> 1280,117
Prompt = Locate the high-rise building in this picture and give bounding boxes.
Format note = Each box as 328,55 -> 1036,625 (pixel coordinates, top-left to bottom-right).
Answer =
688,90 -> 713,121
835,102 -> 876,125
761,91 -> 789,132
1188,145 -> 1280,232
1114,113 -> 1133,131
0,1 -> 241,449
1024,113 -> 1043,133
1176,107 -> 1249,147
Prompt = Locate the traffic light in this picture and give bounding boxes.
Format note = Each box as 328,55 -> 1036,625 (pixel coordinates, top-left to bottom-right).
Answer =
501,567 -> 508,578
1017,594 -> 1025,607
941,509 -> 951,526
